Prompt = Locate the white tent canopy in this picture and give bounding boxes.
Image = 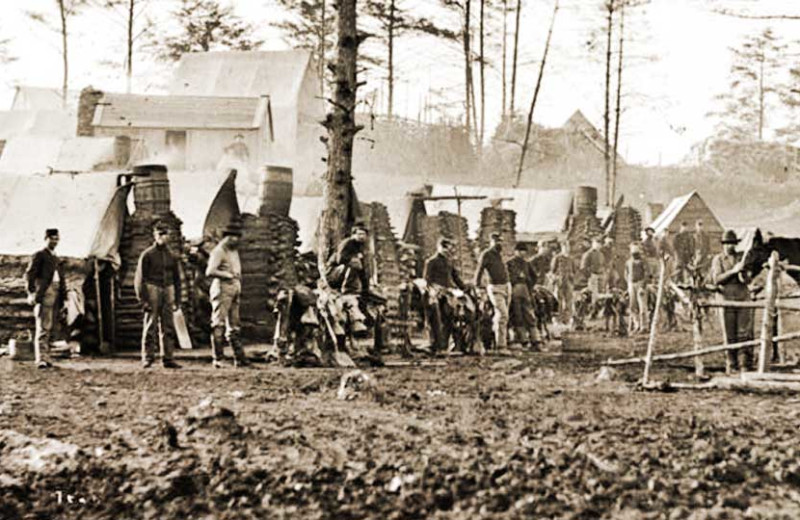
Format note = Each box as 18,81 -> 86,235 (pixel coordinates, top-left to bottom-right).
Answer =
0,172 -> 129,262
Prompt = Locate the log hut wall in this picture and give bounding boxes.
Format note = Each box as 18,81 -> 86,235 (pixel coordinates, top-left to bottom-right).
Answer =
0,255 -> 84,345
362,202 -> 402,319
238,212 -> 299,339
569,187 -> 603,258
478,207 -> 517,261
611,206 -> 643,258
418,211 -> 477,279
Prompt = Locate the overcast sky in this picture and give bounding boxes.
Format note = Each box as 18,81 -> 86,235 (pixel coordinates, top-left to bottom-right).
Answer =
1,0 -> 799,166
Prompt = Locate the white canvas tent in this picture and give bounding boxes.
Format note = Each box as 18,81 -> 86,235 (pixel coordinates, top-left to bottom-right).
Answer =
169,169 -> 249,240
0,172 -> 131,264
425,184 -> 574,241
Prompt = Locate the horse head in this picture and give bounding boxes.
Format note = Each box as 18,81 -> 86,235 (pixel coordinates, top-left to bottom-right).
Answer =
740,228 -> 771,279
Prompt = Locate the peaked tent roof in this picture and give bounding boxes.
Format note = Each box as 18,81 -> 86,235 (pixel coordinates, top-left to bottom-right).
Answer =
0,136 -> 118,175
426,184 -> 574,240
10,86 -> 80,112
93,93 -> 269,130
0,172 -> 131,262
168,50 -> 312,106
650,191 -> 724,235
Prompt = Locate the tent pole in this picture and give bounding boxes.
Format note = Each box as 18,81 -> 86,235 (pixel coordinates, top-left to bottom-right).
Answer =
109,273 -> 116,352
94,259 -> 106,354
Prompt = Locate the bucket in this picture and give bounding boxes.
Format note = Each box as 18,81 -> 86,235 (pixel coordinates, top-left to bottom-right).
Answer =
8,339 -> 34,361
575,186 -> 598,215
259,165 -> 293,217
133,164 -> 171,214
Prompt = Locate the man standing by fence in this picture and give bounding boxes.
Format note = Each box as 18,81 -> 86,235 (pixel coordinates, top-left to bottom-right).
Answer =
475,233 -> 510,351
710,230 -> 754,373
26,228 -> 67,369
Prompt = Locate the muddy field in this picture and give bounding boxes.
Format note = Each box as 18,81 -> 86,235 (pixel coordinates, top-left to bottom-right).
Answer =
2,323 -> 800,520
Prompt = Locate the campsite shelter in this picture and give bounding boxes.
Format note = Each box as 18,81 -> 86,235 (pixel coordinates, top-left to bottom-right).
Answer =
650,191 -> 724,252
0,136 -> 125,175
167,50 -> 325,193
92,92 -> 273,190
0,172 -> 132,347
421,184 -> 575,243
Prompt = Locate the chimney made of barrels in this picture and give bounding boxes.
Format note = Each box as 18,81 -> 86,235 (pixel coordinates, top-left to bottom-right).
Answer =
77,86 -> 104,137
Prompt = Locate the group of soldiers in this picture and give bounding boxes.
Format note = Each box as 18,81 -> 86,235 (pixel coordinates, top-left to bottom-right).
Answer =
22,214 -> 757,372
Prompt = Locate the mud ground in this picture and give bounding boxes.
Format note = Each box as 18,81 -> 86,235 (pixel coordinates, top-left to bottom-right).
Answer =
2,319 -> 800,520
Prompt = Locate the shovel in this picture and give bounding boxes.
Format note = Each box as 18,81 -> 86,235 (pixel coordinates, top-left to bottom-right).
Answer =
320,303 -> 356,368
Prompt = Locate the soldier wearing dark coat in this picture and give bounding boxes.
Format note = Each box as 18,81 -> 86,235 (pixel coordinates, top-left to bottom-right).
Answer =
423,238 -> 465,352
507,243 -> 540,349
25,228 -> 67,369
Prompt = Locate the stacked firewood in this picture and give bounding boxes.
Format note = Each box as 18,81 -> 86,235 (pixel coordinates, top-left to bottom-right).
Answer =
419,211 -> 477,278
478,207 -> 517,261
362,202 -> 402,320
115,212 -> 187,351
569,213 -> 604,258
238,213 -> 300,339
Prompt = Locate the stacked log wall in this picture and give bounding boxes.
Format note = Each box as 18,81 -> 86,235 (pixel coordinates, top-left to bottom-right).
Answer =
418,211 -> 477,279
478,207 -> 517,261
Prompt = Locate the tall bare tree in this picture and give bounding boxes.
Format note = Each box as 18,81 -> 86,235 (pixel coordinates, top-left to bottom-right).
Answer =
479,0 -> 486,144
319,0 -> 366,266
610,2 -> 624,206
96,0 -> 153,92
515,0 -> 560,187
603,0 -> 615,205
26,0 -> 87,107
509,0 -> 522,117
501,0 -> 508,118
275,0 -> 336,96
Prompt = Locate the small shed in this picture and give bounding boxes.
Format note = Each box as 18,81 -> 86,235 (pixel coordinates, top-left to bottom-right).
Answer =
650,191 -> 724,250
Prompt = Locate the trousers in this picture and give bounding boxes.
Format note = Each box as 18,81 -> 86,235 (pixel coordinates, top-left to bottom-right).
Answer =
210,279 -> 245,361
628,281 -> 649,332
487,284 -> 509,348
34,283 -> 59,364
141,283 -> 176,362
721,307 -> 755,371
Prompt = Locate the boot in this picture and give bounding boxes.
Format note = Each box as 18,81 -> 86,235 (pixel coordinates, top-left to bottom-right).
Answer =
230,332 -> 250,367
211,327 -> 226,365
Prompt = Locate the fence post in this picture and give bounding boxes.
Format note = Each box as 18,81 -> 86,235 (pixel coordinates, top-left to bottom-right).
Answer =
643,258 -> 666,385
758,252 -> 779,374
691,298 -> 705,377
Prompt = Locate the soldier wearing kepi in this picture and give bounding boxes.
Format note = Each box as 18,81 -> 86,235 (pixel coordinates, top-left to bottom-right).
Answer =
423,237 -> 466,352
507,243 -> 541,350
135,221 -> 182,369
581,238 -> 606,301
25,228 -> 67,369
710,230 -> 755,373
475,233 -> 510,351
206,219 -> 250,368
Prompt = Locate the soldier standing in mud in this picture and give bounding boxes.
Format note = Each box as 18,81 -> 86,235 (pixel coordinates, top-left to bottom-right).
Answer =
625,244 -> 650,334
507,243 -> 541,350
710,230 -> 755,373
423,237 -> 466,353
25,228 -> 67,369
475,233 -> 510,351
529,242 -> 553,284
551,241 -> 576,329
206,220 -> 250,368
135,221 -> 182,369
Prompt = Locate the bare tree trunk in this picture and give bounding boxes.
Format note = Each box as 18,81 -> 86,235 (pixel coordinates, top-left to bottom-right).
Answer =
515,0 -> 559,187
604,1 -> 614,205
126,0 -> 134,93
319,0 -> 363,271
463,0 -> 473,140
319,0 -> 327,97
510,0 -> 522,117
58,0 -> 68,108
758,53 -> 764,140
387,0 -> 395,120
611,3 -> 624,205
502,0 -> 507,120
479,0 -> 486,146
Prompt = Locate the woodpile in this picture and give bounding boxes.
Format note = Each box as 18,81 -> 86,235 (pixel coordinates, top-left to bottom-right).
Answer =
418,211 -> 477,278
569,213 -> 604,258
238,213 -> 300,339
478,207 -> 516,261
115,212 -> 187,351
362,202 -> 402,318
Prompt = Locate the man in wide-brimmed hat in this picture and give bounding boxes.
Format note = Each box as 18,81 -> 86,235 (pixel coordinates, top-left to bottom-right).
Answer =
135,221 -> 182,369
26,228 -> 67,369
206,218 -> 250,368
710,229 -> 754,372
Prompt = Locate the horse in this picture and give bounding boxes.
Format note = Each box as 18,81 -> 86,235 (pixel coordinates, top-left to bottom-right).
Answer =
741,228 -> 800,283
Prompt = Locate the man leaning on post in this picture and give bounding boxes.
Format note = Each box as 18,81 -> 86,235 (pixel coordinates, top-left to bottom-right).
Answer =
135,220 -> 182,369
26,228 -> 67,369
